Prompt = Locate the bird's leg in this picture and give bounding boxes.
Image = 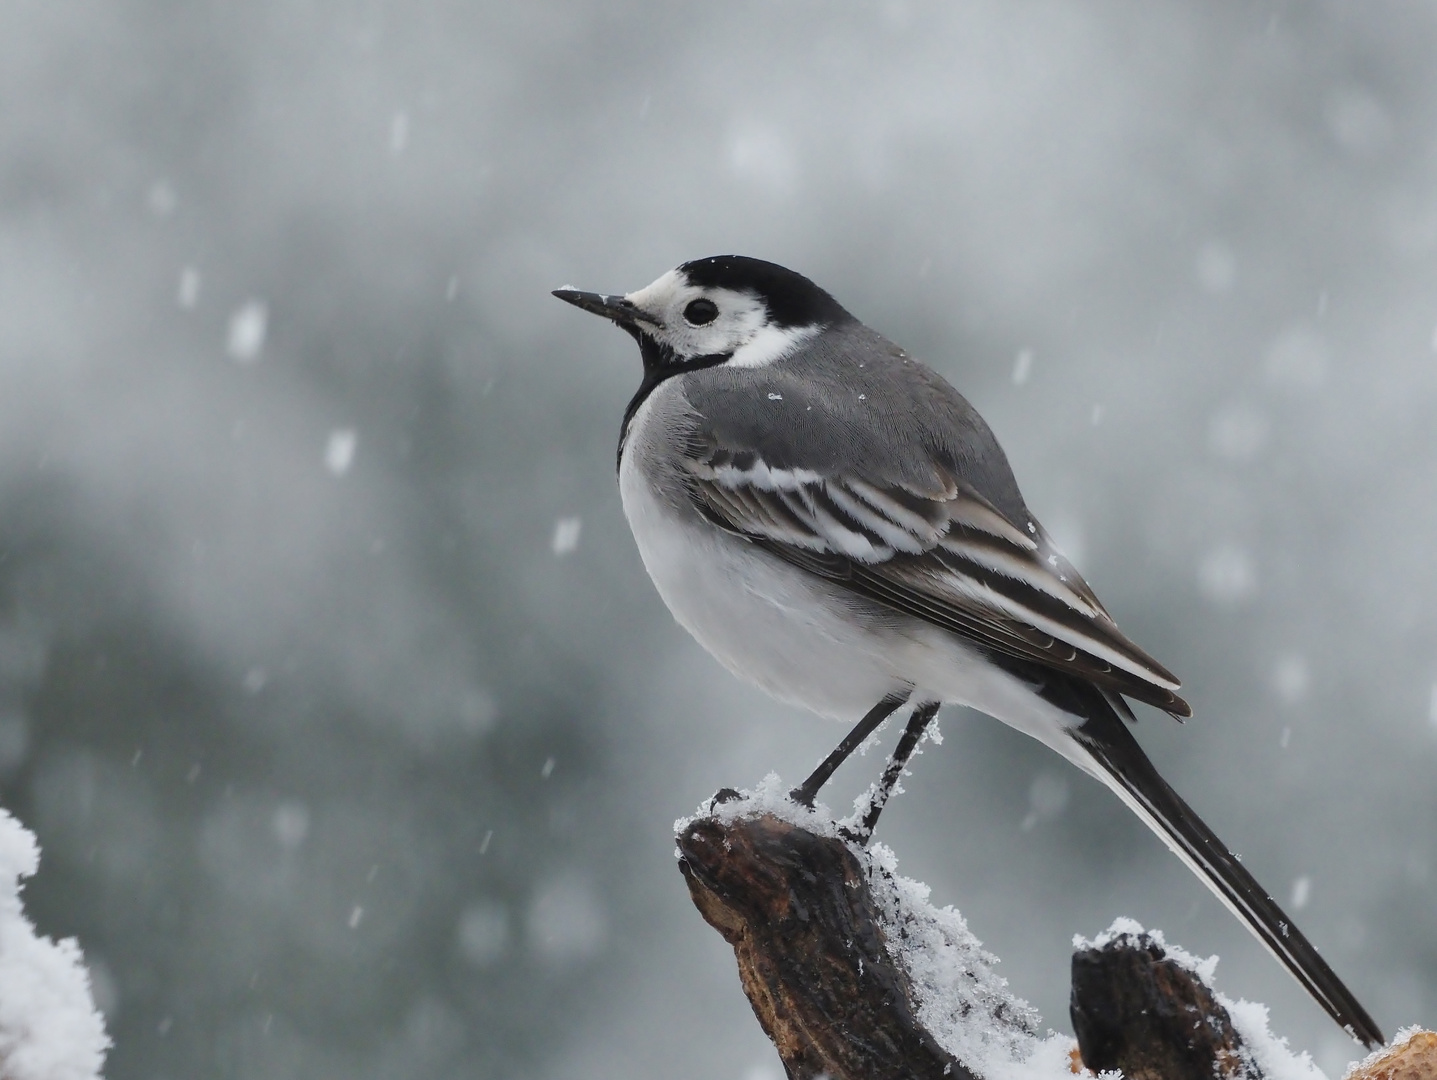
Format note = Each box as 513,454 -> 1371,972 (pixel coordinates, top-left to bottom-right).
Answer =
789,692 -> 909,808
851,701 -> 941,843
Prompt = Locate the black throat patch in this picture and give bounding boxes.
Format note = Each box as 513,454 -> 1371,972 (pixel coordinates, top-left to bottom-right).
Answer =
617,328 -> 729,470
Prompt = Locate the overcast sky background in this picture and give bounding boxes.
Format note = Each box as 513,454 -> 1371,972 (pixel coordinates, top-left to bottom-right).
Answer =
2,2 -> 1436,1078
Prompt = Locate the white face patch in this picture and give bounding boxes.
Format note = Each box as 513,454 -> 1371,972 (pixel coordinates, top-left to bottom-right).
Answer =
624,268 -> 817,368
728,323 -> 819,368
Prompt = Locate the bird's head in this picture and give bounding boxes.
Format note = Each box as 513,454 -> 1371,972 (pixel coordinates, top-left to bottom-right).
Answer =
553,255 -> 852,371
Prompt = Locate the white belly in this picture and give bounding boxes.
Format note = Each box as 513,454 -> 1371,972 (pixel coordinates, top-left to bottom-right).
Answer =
620,449 -> 904,719
617,436 -> 1083,753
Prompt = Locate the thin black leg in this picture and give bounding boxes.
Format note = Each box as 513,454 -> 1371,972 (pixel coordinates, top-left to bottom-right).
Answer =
854,701 -> 941,842
789,692 -> 910,808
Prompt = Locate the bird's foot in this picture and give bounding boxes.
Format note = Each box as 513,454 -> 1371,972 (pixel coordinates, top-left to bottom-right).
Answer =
836,821 -> 871,846
707,787 -> 744,812
787,781 -> 818,809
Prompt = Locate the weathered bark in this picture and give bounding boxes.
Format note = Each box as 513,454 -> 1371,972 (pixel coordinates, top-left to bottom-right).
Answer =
678,807 -> 1436,1080
1071,930 -> 1258,1080
1350,1031 -> 1437,1080
677,812 -> 972,1080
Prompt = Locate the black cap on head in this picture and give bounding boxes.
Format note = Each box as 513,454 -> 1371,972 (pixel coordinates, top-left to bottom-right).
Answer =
678,256 -> 853,329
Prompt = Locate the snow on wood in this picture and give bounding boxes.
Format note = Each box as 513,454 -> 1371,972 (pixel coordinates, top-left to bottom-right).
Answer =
677,780 -> 1433,1080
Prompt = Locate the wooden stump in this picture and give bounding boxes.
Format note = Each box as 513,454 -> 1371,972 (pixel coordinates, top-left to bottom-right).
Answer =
677,806 -> 1432,1080
1071,929 -> 1258,1080
677,811 -> 971,1080
1349,1031 -> 1437,1080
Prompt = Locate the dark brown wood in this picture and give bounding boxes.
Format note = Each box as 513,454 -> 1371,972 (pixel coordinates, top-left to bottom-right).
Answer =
1071,930 -> 1260,1080
1349,1030 -> 1437,1080
676,811 -> 974,1080
678,807 -> 1422,1080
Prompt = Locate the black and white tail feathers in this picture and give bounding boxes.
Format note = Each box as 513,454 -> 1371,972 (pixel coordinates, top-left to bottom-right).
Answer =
1051,680 -> 1384,1048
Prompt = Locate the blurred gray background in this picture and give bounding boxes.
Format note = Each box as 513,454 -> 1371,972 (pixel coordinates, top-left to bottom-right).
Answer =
2,1 -> 1435,1077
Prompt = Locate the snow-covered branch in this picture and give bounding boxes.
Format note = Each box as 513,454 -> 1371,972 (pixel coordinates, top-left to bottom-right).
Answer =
676,777 -> 1434,1080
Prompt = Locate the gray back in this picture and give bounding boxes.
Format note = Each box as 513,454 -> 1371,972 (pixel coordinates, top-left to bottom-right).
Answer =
679,322 -> 1031,523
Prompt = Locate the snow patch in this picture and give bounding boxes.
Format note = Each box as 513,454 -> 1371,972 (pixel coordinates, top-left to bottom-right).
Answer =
324,429 -> 357,476
1074,917 -> 1220,986
1226,997 -> 1330,1080
675,773 -> 846,842
226,300 -> 268,362
551,517 -> 582,556
1291,875 -> 1312,910
0,809 -> 110,1080
865,839 -> 1074,1080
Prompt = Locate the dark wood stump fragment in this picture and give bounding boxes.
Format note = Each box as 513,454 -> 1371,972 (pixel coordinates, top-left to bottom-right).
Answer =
1349,1030 -> 1437,1080
678,807 -> 1383,1080
1071,929 -> 1259,1080
676,812 -> 974,1080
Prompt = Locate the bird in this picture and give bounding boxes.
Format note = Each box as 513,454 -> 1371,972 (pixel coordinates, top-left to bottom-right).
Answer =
553,255 -> 1383,1049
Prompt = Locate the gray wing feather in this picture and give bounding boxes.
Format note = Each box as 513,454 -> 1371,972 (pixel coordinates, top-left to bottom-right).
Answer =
689,462 -> 1190,715
676,332 -> 1191,716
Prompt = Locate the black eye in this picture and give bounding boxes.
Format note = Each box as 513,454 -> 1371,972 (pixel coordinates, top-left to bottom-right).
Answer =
683,298 -> 719,326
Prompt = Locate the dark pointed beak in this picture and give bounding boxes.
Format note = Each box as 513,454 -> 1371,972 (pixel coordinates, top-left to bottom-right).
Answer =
551,288 -> 660,329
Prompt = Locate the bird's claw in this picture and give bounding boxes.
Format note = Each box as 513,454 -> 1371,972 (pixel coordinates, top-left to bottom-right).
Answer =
707,787 -> 743,811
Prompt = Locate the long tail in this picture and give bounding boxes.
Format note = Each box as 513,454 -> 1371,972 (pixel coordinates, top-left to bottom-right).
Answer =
1058,692 -> 1383,1048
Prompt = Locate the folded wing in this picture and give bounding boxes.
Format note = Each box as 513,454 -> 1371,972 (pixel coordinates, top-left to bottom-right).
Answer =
686,448 -> 1192,717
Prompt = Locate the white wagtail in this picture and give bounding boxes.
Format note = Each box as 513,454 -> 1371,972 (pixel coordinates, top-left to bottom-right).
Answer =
554,255 -> 1382,1048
